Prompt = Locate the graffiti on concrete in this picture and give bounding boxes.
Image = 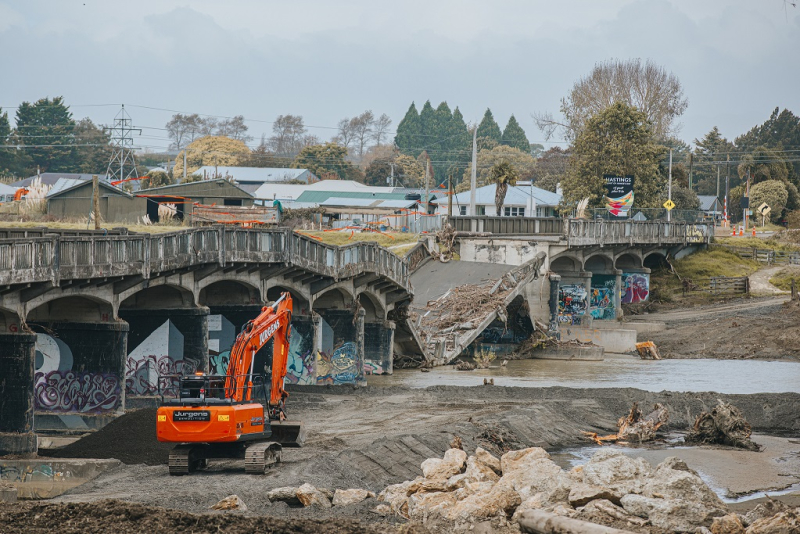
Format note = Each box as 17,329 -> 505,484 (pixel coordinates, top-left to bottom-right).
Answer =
558,284 -> 587,318
621,272 -> 650,304
589,275 -> 616,320
209,352 -> 230,376
125,320 -> 190,395
363,361 -> 385,375
286,321 -> 314,385
35,370 -> 121,413
316,342 -> 363,385
34,333 -> 121,413
208,314 -> 236,375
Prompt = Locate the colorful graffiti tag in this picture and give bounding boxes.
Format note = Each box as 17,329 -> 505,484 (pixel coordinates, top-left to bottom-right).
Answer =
34,333 -> 121,413
285,321 -> 315,385
316,342 -> 364,385
621,273 -> 650,304
125,320 -> 188,396
589,275 -> 616,320
558,283 -> 587,320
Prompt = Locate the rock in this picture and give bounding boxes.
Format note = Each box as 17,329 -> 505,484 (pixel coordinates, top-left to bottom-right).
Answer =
318,487 -> 335,501
511,493 -> 547,522
464,455 -> 500,484
746,510 -> 800,534
332,488 -> 375,506
410,476 -> 448,494
211,495 -> 247,511
550,504 -> 578,518
643,457 -> 726,511
421,448 -> 467,480
446,473 -> 469,491
377,480 -> 415,516
497,453 -> 571,503
742,499 -> 790,527
568,482 -> 622,507
711,513 -> 745,534
446,482 -> 521,521
500,447 -> 550,474
296,483 -> 332,508
453,481 -> 496,502
374,504 -> 392,516
408,491 -> 458,521
581,449 -> 652,494
475,447 -> 501,474
578,498 -> 649,527
621,493 -> 725,532
267,486 -> 300,505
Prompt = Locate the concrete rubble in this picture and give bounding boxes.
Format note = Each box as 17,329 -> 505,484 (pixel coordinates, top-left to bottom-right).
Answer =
267,484 -> 376,509
210,494 -> 247,511
374,445 -> 800,533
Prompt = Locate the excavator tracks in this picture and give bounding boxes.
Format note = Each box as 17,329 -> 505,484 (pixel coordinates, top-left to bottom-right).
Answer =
244,441 -> 282,474
168,445 -> 207,476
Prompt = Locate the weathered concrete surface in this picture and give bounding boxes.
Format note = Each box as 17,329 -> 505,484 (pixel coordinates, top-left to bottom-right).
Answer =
532,345 -> 605,361
560,326 -> 638,353
410,261 -> 515,306
0,458 -> 120,499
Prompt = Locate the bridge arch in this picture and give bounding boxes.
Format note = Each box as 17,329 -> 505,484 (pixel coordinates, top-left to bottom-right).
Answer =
549,254 -> 582,273
26,294 -> 114,323
583,253 -> 614,273
266,285 -> 311,316
119,284 -> 195,310
199,280 -> 261,307
643,251 -> 669,270
615,252 -> 643,270
0,306 -> 22,332
357,290 -> 386,321
314,287 -> 354,311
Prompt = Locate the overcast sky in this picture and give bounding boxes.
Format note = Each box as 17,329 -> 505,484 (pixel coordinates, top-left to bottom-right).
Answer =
1,0 -> 798,152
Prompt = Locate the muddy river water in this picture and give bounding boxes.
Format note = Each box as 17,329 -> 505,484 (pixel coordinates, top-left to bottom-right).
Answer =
370,356 -> 800,393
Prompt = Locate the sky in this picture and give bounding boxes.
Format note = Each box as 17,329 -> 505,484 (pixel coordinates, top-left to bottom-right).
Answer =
1,0 -> 798,153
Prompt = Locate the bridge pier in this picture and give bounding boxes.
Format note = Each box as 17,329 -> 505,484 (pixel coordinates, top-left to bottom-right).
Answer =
363,320 -> 394,376
30,321 -> 129,431
0,332 -> 37,454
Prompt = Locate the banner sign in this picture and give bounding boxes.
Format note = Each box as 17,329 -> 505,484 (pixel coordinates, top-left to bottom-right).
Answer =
604,175 -> 634,217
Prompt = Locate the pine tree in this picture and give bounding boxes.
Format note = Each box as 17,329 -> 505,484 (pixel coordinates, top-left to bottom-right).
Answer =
394,103 -> 421,156
693,127 -> 733,195
0,108 -> 20,176
501,115 -> 530,152
15,96 -> 78,174
448,107 -> 471,186
418,101 -> 436,157
477,108 -> 502,146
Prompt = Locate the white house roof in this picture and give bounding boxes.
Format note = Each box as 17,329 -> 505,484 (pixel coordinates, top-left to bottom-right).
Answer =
320,197 -> 417,209
253,179 -> 401,201
434,184 -> 562,208
0,183 -> 19,195
191,166 -> 314,183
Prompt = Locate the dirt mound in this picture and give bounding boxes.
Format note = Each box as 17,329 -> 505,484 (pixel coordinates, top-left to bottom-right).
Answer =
0,499 -> 426,534
39,408 -> 172,465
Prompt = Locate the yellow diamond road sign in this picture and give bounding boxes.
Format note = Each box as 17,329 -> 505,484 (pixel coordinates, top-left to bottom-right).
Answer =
663,199 -> 676,211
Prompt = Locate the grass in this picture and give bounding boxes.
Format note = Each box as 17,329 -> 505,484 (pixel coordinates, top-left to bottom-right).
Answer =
714,236 -> 800,252
0,219 -> 186,234
297,230 -> 420,250
769,268 -> 800,292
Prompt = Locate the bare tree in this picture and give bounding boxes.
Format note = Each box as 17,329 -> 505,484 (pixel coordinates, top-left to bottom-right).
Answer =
196,117 -> 218,137
268,115 -> 307,157
351,111 -> 375,160
166,113 -> 202,151
372,113 -> 392,146
217,115 -> 252,142
335,117 -> 357,151
534,59 -> 688,141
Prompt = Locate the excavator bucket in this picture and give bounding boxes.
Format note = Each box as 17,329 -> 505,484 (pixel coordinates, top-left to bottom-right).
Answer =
270,420 -> 306,447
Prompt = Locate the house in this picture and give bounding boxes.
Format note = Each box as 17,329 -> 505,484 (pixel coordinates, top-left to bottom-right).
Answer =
46,178 -> 144,223
141,179 -> 255,223
698,195 -> 723,219
190,166 -> 318,186
0,183 -> 19,202
433,182 -> 561,217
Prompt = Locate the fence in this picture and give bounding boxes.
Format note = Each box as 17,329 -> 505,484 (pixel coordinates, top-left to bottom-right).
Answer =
717,244 -> 800,265
682,276 -> 749,296
589,208 -> 707,223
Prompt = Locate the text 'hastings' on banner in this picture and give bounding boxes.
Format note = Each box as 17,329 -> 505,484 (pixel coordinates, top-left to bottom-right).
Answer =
604,175 -> 634,217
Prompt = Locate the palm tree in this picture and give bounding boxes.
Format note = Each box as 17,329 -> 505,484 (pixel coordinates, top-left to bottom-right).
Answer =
491,161 -> 519,216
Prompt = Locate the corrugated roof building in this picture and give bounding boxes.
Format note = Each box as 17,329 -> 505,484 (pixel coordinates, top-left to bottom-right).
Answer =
432,183 -> 561,217
190,166 -> 317,184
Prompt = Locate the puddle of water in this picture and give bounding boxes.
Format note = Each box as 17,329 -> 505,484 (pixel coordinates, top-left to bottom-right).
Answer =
370,357 -> 800,394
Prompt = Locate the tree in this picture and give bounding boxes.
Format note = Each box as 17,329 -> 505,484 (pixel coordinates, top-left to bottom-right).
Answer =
73,118 -> 113,174
536,59 -> 688,141
394,103 -> 421,155
738,146 -> 791,185
0,107 -> 21,176
350,110 -> 375,160
501,115 -> 530,152
238,134 -> 286,168
735,108 -> 800,183
363,147 -> 425,187
372,114 -> 392,146
140,170 -> 175,190
530,143 -> 545,158
749,180 -> 789,223
490,162 -> 519,216
217,115 -> 251,142
562,102 -> 665,208
269,115 -> 307,157
692,127 -> 734,195
173,135 -> 250,177
15,96 -> 77,174
292,142 -> 354,180
530,147 -> 569,192
670,185 -> 700,210
166,113 -> 203,151
477,108 -> 502,146
458,146 -> 537,192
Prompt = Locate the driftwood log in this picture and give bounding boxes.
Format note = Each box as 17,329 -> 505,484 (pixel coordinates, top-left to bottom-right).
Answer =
583,402 -> 668,445
518,510 -> 636,534
635,341 -> 660,359
685,400 -> 761,451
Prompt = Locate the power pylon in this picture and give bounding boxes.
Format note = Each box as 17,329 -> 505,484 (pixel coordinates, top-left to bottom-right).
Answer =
105,105 -> 142,183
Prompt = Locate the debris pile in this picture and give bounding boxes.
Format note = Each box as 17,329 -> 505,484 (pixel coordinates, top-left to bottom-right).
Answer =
375,445 -> 743,532
429,224 -> 457,263
267,484 -> 375,509
686,400 -> 762,451
583,403 -> 669,445
635,341 -> 661,360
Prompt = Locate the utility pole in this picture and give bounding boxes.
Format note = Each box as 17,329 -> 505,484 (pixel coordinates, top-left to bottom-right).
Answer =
688,153 -> 694,190
183,150 -> 187,181
469,126 -> 477,216
667,148 -> 673,222
447,173 -> 453,218
105,105 -> 141,184
716,165 -> 720,225
389,163 -> 395,187
423,158 -> 429,215
92,174 -> 100,230
725,154 -> 730,226
744,169 -> 751,230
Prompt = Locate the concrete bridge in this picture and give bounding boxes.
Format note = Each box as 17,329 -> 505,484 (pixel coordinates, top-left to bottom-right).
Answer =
0,226 -> 412,454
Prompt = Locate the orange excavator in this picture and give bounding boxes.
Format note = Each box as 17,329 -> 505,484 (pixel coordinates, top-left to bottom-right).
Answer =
156,292 -> 305,475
